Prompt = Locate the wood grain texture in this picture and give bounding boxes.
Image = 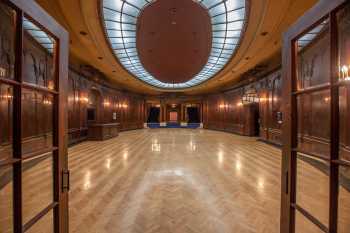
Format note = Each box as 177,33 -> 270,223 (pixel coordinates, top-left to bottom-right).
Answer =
2,128 -> 349,233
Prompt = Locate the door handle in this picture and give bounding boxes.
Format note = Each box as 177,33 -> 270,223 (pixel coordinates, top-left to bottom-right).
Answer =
62,169 -> 70,192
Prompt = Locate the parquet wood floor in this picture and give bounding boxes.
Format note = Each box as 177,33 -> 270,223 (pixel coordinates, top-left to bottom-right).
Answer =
1,129 -> 350,233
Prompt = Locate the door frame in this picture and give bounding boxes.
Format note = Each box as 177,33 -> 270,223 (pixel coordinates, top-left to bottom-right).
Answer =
281,0 -> 348,232
0,0 -> 69,232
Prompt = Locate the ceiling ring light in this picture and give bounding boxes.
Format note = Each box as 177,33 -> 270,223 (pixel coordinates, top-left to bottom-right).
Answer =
102,0 -> 247,89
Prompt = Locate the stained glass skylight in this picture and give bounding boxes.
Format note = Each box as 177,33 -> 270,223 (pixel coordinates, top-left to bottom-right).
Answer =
23,17 -> 55,53
102,0 -> 246,89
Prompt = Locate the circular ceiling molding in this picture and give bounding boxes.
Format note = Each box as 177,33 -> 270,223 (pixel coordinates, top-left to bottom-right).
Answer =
102,0 -> 247,89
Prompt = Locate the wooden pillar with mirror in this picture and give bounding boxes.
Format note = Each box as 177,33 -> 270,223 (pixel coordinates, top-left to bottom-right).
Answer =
0,0 -> 69,232
281,0 -> 350,232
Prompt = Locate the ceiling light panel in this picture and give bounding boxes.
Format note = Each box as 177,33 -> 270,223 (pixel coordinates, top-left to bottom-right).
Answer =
102,0 -> 246,89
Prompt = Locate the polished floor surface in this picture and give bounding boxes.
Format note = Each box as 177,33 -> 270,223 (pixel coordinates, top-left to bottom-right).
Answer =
1,129 -> 350,233
68,129 -> 282,233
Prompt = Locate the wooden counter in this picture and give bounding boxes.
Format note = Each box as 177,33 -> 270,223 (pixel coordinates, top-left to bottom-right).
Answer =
88,123 -> 120,141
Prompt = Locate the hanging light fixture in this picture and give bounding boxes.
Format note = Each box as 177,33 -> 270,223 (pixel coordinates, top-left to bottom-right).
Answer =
241,87 -> 259,105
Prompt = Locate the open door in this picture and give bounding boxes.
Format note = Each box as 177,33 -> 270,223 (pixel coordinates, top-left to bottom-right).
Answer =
281,0 -> 350,232
0,0 -> 69,232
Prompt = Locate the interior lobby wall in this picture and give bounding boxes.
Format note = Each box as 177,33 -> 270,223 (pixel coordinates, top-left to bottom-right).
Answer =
67,68 -> 145,145
203,69 -> 283,145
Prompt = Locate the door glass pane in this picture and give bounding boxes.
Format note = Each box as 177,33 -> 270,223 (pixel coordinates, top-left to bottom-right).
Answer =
296,18 -> 330,90
26,210 -> 53,233
22,154 -> 53,224
338,3 -> 350,82
297,90 -> 330,157
339,86 -> 350,162
21,88 -> 53,155
338,166 -> 350,233
295,210 -> 324,233
338,3 -> 350,162
0,83 -> 13,161
0,2 -> 16,80
296,153 -> 329,227
22,16 -> 56,90
0,166 -> 13,233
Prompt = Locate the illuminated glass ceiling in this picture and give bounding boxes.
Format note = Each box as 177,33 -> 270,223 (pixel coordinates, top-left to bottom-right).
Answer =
297,19 -> 328,50
23,17 -> 55,53
102,0 -> 246,89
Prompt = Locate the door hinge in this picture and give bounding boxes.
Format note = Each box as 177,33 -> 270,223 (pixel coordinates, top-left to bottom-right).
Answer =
285,171 -> 289,194
62,169 -> 70,192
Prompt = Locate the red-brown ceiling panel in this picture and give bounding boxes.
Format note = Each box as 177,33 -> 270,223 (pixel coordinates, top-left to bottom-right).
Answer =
136,0 -> 212,84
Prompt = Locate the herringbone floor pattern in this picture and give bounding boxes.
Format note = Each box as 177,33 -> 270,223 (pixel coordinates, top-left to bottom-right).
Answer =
1,129 -> 350,232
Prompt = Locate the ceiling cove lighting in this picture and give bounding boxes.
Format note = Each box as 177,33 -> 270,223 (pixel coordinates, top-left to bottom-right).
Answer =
102,0 -> 246,89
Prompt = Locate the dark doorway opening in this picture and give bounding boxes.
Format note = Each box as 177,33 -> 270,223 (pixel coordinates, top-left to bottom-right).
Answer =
147,107 -> 160,123
253,103 -> 260,136
187,107 -> 200,123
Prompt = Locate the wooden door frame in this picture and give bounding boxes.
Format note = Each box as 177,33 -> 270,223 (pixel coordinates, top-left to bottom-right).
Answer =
281,0 -> 347,232
1,0 -> 69,232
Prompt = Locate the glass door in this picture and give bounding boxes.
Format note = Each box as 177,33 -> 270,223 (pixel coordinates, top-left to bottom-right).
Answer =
281,0 -> 350,232
0,0 -> 69,232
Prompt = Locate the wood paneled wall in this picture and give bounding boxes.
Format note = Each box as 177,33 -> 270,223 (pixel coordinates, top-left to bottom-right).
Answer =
0,24 -> 145,149
67,69 -> 145,145
203,70 -> 283,145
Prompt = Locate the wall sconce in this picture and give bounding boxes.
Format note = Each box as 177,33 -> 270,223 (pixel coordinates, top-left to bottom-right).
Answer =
324,97 -> 330,103
48,80 -> 55,90
237,102 -> 243,107
0,67 -> 6,77
43,97 -> 52,105
219,104 -> 225,109
340,65 -> 350,81
0,93 -> 13,100
103,101 -> 111,107
122,103 -> 128,109
80,96 -> 89,103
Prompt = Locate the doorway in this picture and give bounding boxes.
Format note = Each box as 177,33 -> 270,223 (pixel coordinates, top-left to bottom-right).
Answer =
281,1 -> 350,232
187,107 -> 200,123
0,1 -> 69,232
147,107 -> 160,123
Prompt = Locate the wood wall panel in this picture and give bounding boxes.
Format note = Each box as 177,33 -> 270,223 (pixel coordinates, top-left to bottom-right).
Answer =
0,22 -> 145,148
203,70 -> 283,143
67,69 -> 145,145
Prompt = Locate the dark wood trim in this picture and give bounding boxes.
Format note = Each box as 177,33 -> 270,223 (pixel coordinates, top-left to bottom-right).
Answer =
292,83 -> 331,95
292,148 -> 331,162
328,10 -> 339,233
292,204 -> 329,233
281,0 -> 347,232
3,0 -> 70,232
22,202 -> 58,232
0,158 -> 21,168
21,147 -> 58,161
13,8 -> 23,233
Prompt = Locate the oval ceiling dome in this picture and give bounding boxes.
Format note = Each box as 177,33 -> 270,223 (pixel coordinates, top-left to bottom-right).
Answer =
102,0 -> 247,89
136,0 -> 212,84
